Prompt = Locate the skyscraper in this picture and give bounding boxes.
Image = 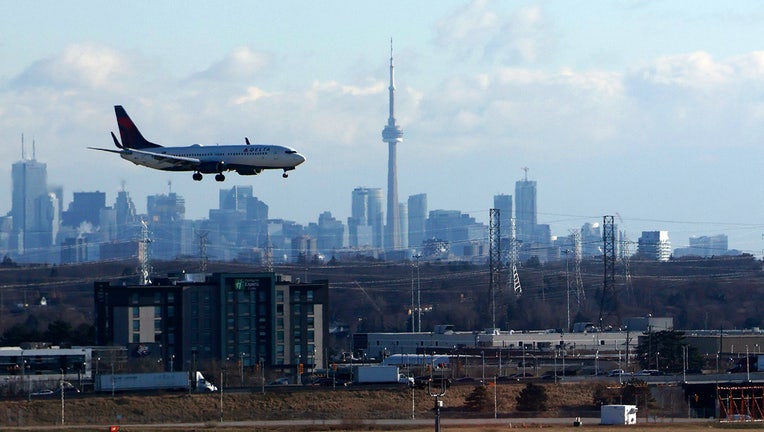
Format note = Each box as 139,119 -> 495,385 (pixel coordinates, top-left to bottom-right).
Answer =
11,149 -> 57,260
382,40 -> 403,251
515,172 -> 537,244
407,193 -> 427,250
493,194 -> 513,233
348,187 -> 384,248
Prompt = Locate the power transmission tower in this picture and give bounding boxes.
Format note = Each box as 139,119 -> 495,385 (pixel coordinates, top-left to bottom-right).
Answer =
599,215 -> 618,327
620,233 -> 633,296
489,208 -> 502,330
197,230 -> 209,272
138,220 -> 152,285
508,218 -> 522,296
570,230 -> 584,306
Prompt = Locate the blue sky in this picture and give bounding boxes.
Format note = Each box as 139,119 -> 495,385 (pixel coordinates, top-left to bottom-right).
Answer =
3,0 -> 764,254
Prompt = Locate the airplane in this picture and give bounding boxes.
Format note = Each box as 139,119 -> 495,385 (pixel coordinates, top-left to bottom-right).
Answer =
89,105 -> 306,182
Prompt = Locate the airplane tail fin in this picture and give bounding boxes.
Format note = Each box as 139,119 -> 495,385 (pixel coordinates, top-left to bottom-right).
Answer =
115,105 -> 162,149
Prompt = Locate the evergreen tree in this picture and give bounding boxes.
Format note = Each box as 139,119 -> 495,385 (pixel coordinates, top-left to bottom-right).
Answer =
464,385 -> 491,412
515,382 -> 548,412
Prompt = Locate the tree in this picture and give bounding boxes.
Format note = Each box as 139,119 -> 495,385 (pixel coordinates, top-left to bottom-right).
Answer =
636,329 -> 703,373
464,385 -> 491,412
515,382 -> 548,412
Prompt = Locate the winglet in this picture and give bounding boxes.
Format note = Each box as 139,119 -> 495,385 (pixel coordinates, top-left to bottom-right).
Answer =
111,131 -> 124,149
245,137 -> 251,145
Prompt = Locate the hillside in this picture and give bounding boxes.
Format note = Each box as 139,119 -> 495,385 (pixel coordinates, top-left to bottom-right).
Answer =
0,255 -> 763,343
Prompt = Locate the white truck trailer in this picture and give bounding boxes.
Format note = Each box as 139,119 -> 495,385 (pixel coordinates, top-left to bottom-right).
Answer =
96,371 -> 217,392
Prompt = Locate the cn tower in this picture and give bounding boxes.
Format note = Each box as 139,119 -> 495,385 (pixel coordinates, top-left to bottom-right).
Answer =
382,39 -> 403,251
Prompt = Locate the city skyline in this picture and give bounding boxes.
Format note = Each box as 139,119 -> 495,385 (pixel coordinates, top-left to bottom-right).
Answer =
3,2 -> 764,254
0,149 -> 744,263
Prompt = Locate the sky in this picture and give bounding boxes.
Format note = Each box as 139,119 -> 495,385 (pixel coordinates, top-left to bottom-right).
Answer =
3,0 -> 764,254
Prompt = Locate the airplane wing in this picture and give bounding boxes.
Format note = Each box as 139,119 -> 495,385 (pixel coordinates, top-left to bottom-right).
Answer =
88,147 -> 125,154
87,146 -> 201,169
126,147 -> 201,168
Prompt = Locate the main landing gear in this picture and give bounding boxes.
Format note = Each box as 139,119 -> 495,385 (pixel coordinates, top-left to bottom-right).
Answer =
193,172 -> 203,181
215,173 -> 225,182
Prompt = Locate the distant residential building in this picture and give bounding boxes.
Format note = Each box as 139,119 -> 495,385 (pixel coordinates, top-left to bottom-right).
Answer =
94,272 -> 329,372
514,177 -> 536,244
674,234 -> 730,258
147,193 -> 188,260
426,210 -> 486,258
493,194 -> 513,233
310,211 -> 344,253
348,187 -> 384,248
407,193 -> 427,252
398,202 -> 408,250
637,231 -> 671,261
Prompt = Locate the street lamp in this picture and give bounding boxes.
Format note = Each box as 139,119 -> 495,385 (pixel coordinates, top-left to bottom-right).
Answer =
655,352 -> 660,372
481,351 -> 485,382
415,254 -> 422,333
240,352 -> 246,387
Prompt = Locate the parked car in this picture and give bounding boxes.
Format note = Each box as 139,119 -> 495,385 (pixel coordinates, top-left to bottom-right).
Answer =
30,389 -> 55,397
268,378 -> 290,386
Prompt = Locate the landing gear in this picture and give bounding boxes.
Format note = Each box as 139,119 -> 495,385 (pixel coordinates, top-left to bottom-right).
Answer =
215,173 -> 225,182
282,172 -> 289,178
192,172 -> 203,181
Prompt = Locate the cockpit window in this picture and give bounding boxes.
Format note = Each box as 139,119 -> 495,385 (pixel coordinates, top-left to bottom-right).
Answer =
285,150 -> 297,154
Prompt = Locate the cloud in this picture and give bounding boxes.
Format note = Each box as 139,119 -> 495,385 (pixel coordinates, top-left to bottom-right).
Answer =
434,1 -> 555,65
11,43 -> 136,91
189,46 -> 270,81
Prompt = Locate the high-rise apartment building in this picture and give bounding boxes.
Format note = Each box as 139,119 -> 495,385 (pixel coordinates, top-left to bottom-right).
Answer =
94,272 -> 329,371
493,194 -> 513,234
147,193 -> 188,259
348,187 -> 384,248
407,193 -> 427,251
637,231 -> 671,262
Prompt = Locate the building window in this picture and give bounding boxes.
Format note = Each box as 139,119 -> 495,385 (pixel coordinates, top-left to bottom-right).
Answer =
132,320 -> 140,331
277,318 -> 284,328
306,290 -> 314,301
277,331 -> 284,342
276,290 -> 284,302
132,307 -> 139,318
131,293 -> 139,305
132,333 -> 140,343
154,292 -> 161,304
276,304 -> 284,315
154,306 -> 162,317
154,319 -> 161,331
167,292 -> 174,302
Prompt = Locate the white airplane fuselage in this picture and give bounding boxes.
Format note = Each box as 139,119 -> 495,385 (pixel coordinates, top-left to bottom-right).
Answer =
121,143 -> 305,173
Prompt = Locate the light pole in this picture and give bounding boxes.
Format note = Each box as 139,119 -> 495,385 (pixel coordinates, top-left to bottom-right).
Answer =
410,259 -> 415,332
481,351 -> 485,383
415,254 -> 421,332
259,357 -> 265,395
60,368 -> 65,425
240,352 -> 246,387
170,354 -> 175,372
655,352 -> 659,372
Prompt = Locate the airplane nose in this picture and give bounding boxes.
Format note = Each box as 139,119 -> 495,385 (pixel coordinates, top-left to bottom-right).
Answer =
295,153 -> 306,165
